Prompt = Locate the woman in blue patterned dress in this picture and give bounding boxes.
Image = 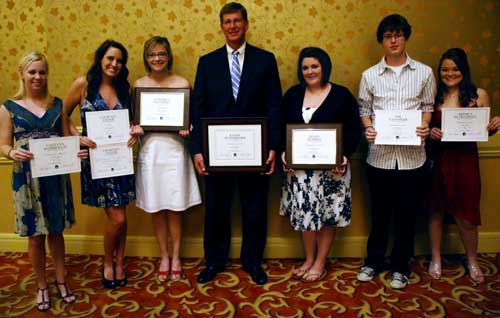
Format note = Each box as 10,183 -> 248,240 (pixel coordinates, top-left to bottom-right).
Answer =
63,40 -> 140,289
0,52 -> 81,311
280,47 -> 361,282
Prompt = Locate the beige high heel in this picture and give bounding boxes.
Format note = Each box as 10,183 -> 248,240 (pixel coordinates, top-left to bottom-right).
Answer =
428,261 -> 442,279
467,262 -> 484,283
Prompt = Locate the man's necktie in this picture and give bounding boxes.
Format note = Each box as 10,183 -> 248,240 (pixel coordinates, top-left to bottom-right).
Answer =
231,51 -> 241,101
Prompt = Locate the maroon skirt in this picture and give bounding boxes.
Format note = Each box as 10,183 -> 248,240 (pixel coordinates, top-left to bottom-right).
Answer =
427,141 -> 481,225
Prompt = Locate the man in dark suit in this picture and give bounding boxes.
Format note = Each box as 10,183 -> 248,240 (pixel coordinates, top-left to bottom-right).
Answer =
191,2 -> 282,285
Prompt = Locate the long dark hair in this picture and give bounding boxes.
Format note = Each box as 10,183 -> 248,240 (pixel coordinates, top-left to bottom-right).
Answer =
86,40 -> 131,107
435,48 -> 477,108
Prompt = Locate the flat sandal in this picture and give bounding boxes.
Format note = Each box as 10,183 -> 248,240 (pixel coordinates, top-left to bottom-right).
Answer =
292,265 -> 310,280
301,269 -> 327,283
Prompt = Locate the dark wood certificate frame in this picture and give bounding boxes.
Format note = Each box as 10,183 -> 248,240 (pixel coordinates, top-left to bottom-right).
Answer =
202,117 -> 268,172
134,87 -> 190,132
285,123 -> 343,169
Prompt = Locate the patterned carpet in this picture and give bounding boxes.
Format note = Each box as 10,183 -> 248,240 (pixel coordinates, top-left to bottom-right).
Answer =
0,252 -> 499,318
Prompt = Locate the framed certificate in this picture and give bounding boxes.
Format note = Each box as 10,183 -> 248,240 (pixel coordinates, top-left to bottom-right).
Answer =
441,107 -> 489,142
285,123 -> 342,169
85,109 -> 130,145
89,144 -> 134,180
29,136 -> 81,178
134,87 -> 190,131
202,117 -> 267,172
374,110 -> 422,146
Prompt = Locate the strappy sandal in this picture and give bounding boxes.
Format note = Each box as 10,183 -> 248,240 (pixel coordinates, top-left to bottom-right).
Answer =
467,262 -> 485,283
428,261 -> 442,279
170,260 -> 185,281
36,287 -> 50,312
158,269 -> 169,282
158,259 -> 170,282
301,269 -> 327,283
56,282 -> 76,304
170,269 -> 185,281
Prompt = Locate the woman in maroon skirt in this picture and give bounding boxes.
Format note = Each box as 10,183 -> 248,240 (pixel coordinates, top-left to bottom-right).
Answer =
427,48 -> 499,283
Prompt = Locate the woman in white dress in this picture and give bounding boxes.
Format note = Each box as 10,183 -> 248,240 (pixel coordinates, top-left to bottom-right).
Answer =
135,36 -> 201,281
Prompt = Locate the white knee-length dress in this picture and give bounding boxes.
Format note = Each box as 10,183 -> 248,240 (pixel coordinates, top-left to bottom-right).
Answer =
136,133 -> 201,212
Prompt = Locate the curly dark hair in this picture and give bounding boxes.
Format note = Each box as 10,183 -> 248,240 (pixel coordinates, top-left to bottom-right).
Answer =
435,48 -> 477,108
86,40 -> 131,107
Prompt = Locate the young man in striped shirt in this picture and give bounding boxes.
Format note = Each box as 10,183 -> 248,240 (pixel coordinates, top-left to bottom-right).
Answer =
357,14 -> 436,289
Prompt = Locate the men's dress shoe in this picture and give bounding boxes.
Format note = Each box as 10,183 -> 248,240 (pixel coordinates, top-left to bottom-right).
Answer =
197,265 -> 223,284
243,265 -> 267,285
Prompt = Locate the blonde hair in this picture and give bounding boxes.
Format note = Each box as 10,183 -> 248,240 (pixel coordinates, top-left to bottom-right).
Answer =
13,51 -> 50,101
143,36 -> 173,73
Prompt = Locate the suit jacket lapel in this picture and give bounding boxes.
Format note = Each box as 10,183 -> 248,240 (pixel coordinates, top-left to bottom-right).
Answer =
237,43 -> 255,103
216,46 -> 234,102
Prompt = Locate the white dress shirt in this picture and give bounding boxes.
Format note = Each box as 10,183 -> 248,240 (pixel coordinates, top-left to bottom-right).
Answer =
226,42 -> 246,73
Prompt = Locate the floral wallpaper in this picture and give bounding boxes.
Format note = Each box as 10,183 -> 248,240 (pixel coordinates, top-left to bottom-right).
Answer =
0,0 -> 498,119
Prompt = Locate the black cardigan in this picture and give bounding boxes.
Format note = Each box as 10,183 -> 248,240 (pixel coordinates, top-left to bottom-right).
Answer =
282,83 -> 362,158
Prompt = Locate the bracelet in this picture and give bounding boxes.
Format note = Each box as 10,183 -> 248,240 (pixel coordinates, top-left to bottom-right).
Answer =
7,148 -> 14,159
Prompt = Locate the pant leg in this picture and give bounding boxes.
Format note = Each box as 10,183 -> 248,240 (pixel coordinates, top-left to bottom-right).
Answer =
237,173 -> 269,267
204,174 -> 234,267
365,165 -> 396,272
390,166 -> 423,275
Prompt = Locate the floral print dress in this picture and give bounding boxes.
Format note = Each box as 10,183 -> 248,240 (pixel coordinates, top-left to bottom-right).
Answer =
279,85 -> 357,232
280,163 -> 352,231
4,98 -> 75,236
80,94 -> 135,207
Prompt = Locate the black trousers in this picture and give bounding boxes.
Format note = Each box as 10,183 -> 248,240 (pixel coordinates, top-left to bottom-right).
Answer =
365,164 -> 424,276
203,173 -> 269,268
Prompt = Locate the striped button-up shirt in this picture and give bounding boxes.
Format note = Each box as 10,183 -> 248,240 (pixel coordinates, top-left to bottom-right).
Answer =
358,55 -> 436,170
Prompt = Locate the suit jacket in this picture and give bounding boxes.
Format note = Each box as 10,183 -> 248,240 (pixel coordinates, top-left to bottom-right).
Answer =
191,43 -> 283,155
283,83 -> 362,158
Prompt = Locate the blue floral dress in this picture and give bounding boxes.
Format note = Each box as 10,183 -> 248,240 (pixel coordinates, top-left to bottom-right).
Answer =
80,95 -> 135,207
4,98 -> 75,236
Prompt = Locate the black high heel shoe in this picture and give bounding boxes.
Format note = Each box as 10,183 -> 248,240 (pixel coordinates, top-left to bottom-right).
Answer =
36,287 -> 51,312
115,275 -> 127,287
56,281 -> 76,304
102,267 -> 116,289
114,263 -> 127,287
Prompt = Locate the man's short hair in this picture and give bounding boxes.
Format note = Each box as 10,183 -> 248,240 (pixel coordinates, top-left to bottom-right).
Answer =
376,14 -> 412,43
219,2 -> 248,23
